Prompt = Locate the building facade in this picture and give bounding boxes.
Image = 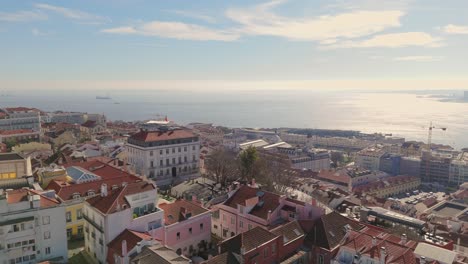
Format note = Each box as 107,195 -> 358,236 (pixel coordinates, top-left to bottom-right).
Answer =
0,153 -> 32,179
126,122 -> 200,186
0,107 -> 41,132
0,189 -> 68,264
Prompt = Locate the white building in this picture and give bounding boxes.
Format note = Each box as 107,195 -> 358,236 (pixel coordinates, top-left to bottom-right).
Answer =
83,181 -> 164,264
355,146 -> 386,171
0,189 -> 68,264
126,122 -> 200,186
0,107 -> 41,131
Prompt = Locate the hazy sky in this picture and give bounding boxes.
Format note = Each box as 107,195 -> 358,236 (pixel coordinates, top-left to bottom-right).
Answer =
1,0 -> 468,91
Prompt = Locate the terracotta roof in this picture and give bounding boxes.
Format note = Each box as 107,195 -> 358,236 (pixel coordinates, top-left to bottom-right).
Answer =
107,229 -> 151,262
46,174 -> 140,201
86,181 -> 155,214
202,252 -> 241,264
130,244 -> 191,264
63,160 -> 133,180
317,169 -> 350,185
6,189 -> 60,208
223,186 -> 281,220
82,120 -> 97,128
220,226 -> 279,253
5,107 -> 40,113
130,129 -> 196,143
0,129 -> 37,135
158,199 -> 209,225
271,220 -> 305,245
306,211 -> 364,250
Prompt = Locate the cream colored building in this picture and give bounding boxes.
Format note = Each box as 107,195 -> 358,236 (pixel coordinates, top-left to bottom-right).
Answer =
0,153 -> 32,180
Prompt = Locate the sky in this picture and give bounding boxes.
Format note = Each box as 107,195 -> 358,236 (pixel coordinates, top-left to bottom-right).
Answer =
1,0 -> 468,91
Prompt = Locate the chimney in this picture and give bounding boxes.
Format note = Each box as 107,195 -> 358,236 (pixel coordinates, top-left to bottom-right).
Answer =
420,256 -> 426,264
251,178 -> 256,187
380,247 -> 386,264
267,210 -> 272,220
372,237 -> 377,247
401,233 -> 407,245
136,241 -> 143,254
192,195 -> 197,202
101,184 -> 108,197
122,240 -> 128,262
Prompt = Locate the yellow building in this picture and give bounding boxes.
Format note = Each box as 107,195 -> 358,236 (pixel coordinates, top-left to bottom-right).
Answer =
0,153 -> 32,179
353,175 -> 421,198
37,164 -> 68,188
45,160 -> 140,240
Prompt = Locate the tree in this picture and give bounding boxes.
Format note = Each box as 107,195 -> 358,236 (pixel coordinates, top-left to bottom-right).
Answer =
205,148 -> 239,185
239,146 -> 258,181
330,151 -> 344,167
4,138 -> 17,150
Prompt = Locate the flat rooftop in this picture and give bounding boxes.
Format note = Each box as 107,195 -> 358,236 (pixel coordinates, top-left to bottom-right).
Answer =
0,153 -> 24,162
433,202 -> 467,218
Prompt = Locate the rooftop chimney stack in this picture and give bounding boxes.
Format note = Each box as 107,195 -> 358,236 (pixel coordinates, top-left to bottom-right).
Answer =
420,256 -> 426,264
101,183 -> 108,197
401,233 -> 407,245
372,237 -> 377,247
380,247 -> 387,264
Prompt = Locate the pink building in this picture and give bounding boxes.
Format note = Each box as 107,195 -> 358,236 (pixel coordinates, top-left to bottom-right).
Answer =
212,185 -> 324,239
159,199 -> 212,257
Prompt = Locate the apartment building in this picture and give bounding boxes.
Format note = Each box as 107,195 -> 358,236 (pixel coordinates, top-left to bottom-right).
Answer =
159,199 -> 211,257
83,181 -> 164,264
0,107 -> 41,132
0,153 -> 32,180
211,185 -> 323,239
126,121 -> 200,186
0,188 -> 68,264
355,146 -> 386,171
420,150 -> 451,186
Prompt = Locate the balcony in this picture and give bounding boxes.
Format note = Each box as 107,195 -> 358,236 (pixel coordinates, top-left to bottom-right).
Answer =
133,208 -> 160,219
83,214 -> 103,233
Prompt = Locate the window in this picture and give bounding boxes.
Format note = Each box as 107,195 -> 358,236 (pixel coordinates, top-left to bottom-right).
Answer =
150,161 -> 154,167
223,215 -> 226,222
78,226 -> 83,235
160,150 -> 163,155
150,151 -> 153,156
45,247 -> 51,255
42,216 -> 50,225
264,247 -> 269,257
189,227 -> 192,234
193,155 -> 196,161
67,228 -> 72,239
272,243 -> 276,254
239,221 -> 243,228
178,147 -> 181,152
176,232 -> 180,240
72,193 -> 81,199
44,231 -> 51,240
318,255 -> 324,264
184,146 -> 187,151
184,156 -> 187,162
66,212 -> 72,222
166,149 -> 169,154
172,148 -> 175,153
193,146 -> 196,150
166,159 -> 170,165
178,157 -> 182,164
172,158 -> 176,164
200,223 -> 204,231
160,160 -> 163,166
231,217 -> 235,225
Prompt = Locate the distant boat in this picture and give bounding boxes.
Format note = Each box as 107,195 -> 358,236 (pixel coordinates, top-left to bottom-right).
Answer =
114,102 -> 120,104
96,96 -> 111,100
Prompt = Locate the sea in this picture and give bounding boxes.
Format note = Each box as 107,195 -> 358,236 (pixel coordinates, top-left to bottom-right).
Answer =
1,89 -> 467,149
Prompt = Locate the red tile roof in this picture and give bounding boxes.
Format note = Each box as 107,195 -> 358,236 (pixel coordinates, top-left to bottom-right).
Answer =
6,189 -> 60,208
130,129 -> 196,143
81,120 -> 97,128
107,229 -> 152,263
46,174 -> 140,201
0,129 -> 37,135
86,181 -> 155,214
317,169 -> 350,185
224,185 -> 281,220
63,160 -> 133,180
158,199 -> 209,225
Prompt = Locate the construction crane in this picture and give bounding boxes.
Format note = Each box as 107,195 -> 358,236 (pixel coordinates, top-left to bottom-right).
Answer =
426,121 -> 447,150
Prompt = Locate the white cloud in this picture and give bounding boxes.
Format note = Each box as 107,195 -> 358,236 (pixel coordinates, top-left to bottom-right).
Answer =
225,0 -> 404,41
393,55 -> 444,62
0,10 -> 47,22
325,32 -> 443,48
443,24 -> 468,35
102,21 -> 240,41
35,3 -> 110,24
166,10 -> 215,23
